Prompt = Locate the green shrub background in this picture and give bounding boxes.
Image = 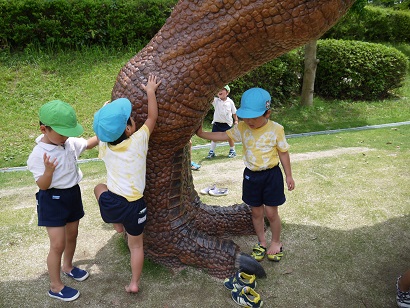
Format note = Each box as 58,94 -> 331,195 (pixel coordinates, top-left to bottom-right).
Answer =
0,1 -> 409,106
0,0 -> 177,50
228,52 -> 303,106
324,6 -> 410,44
315,40 -> 409,100
2,2 -> 409,50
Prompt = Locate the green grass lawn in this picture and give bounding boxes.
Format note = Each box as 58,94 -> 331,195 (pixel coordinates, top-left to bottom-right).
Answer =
0,126 -> 409,307
0,16 -> 409,307
0,47 -> 410,168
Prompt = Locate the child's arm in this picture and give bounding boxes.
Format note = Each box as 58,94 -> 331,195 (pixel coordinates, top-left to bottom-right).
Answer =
233,113 -> 239,125
86,136 -> 99,149
141,75 -> 162,134
36,153 -> 58,190
278,151 -> 295,191
196,125 -> 229,141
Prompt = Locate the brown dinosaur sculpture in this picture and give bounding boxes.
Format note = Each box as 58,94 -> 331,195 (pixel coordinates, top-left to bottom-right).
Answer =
111,0 -> 356,278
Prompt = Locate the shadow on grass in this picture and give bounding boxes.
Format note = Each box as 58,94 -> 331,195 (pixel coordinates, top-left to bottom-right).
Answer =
1,215 -> 409,307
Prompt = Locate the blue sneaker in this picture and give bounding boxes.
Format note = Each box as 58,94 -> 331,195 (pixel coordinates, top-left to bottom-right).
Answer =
48,286 -> 80,302
63,267 -> 89,282
207,150 -> 216,159
228,149 -> 236,158
224,271 -> 257,290
231,286 -> 263,307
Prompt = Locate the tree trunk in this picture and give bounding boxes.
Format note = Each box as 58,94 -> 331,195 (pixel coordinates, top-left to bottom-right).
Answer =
301,40 -> 319,107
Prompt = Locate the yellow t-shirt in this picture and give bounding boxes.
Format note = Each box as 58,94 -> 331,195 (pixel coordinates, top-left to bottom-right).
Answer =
226,120 -> 289,171
98,124 -> 150,201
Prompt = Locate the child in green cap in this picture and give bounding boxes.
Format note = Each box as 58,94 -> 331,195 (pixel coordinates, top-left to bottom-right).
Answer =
197,87 -> 295,262
27,100 -> 98,302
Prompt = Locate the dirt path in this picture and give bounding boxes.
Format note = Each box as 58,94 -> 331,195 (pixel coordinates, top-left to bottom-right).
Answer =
1,145 -> 406,308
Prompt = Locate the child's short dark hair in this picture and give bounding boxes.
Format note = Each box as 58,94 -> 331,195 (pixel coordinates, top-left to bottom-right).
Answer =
39,121 -> 51,130
109,117 -> 132,145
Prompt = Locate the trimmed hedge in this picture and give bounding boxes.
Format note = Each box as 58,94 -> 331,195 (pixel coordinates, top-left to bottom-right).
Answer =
1,1 -> 407,104
315,39 -> 409,100
203,51 -> 303,122
228,38 -> 409,105
3,2 -> 409,49
0,0 -> 177,50
324,6 -> 410,44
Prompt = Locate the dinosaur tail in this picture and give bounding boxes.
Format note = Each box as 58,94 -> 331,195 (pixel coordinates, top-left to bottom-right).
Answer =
235,252 -> 267,278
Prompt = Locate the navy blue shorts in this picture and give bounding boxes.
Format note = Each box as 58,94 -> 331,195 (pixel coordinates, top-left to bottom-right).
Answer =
242,165 -> 286,207
36,184 -> 85,227
98,191 -> 147,236
212,122 -> 232,132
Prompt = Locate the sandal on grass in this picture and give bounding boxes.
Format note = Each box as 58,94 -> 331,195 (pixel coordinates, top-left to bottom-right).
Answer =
251,243 -> 267,262
208,187 -> 228,197
200,184 -> 215,195
267,246 -> 283,262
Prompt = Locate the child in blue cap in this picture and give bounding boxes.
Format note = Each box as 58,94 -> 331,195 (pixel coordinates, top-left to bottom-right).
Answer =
27,100 -> 99,301
197,87 -> 295,262
93,75 -> 161,294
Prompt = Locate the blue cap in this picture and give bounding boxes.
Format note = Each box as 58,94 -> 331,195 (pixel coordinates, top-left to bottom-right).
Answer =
236,88 -> 271,119
93,98 -> 132,142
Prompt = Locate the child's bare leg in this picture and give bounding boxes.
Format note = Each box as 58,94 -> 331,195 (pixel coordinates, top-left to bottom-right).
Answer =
46,226 -> 66,292
113,223 -> 124,233
94,184 -> 124,233
61,220 -> 79,273
228,138 -> 235,148
94,183 -> 108,200
265,206 -> 282,254
125,233 -> 144,293
251,206 -> 267,247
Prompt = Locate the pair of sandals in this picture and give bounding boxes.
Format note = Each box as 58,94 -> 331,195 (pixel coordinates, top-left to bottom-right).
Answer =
200,184 -> 229,196
251,243 -> 283,262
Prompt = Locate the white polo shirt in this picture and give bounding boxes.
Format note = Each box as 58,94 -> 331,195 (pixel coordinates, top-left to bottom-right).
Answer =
212,97 -> 237,127
27,135 -> 88,189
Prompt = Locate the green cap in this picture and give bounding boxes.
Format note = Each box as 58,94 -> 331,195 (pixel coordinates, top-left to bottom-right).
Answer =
39,100 -> 84,137
224,85 -> 230,93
